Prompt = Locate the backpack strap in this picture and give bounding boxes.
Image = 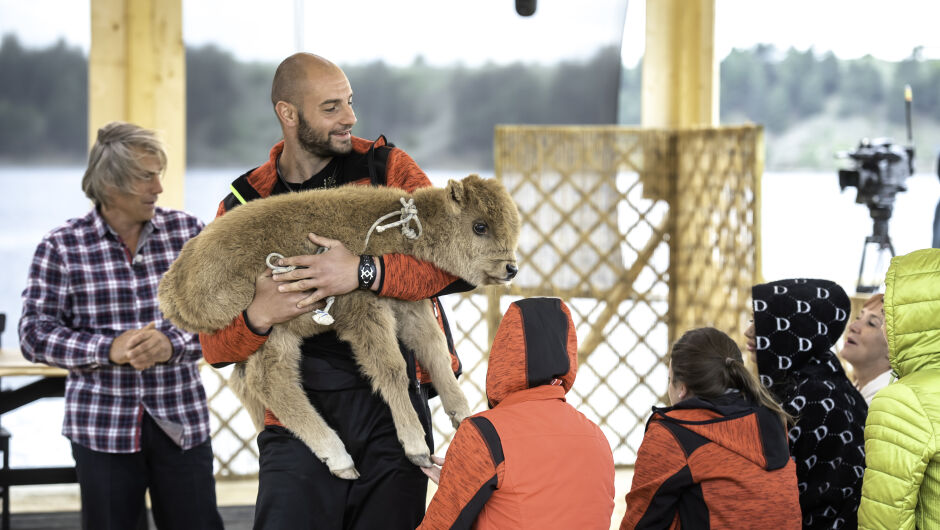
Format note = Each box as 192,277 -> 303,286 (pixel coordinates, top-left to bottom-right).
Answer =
222,166 -> 262,211
366,135 -> 394,187
221,136 -> 393,212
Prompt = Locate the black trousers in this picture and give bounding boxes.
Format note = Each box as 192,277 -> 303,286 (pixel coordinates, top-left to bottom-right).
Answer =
70,412 -> 223,530
253,384 -> 432,530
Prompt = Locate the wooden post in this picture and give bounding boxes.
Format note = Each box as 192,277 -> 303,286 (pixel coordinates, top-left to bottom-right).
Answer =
641,0 -> 717,128
89,0 -> 186,209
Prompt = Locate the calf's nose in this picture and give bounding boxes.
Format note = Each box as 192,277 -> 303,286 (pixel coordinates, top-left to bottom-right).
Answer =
506,263 -> 518,279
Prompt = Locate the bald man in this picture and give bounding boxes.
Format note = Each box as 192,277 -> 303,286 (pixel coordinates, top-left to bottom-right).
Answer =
199,53 -> 470,529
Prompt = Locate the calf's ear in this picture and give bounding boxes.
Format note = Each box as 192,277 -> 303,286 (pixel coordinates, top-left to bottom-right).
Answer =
445,179 -> 465,213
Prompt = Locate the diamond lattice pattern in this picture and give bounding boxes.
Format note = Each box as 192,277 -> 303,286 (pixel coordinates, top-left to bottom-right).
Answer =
206,125 -> 762,476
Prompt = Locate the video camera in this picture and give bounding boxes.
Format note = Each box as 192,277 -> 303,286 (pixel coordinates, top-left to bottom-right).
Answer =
836,86 -> 915,293
838,137 -> 913,230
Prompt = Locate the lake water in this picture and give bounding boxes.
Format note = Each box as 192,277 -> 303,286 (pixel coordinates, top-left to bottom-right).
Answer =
0,165 -> 937,468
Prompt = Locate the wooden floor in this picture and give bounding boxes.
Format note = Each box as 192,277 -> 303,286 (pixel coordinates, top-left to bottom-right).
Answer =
10,505 -> 255,529
7,479 -> 259,529
6,470 -> 634,528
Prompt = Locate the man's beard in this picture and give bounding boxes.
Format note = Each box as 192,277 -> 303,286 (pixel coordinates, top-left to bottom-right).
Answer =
297,109 -> 352,158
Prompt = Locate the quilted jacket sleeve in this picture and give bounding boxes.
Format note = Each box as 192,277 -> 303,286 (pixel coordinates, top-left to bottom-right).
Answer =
858,381 -> 933,530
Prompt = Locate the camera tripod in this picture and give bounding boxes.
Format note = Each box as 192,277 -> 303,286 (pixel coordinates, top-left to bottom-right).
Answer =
856,212 -> 895,293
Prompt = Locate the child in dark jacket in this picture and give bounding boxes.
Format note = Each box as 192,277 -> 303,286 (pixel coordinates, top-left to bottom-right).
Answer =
744,278 -> 868,529
622,327 -> 801,529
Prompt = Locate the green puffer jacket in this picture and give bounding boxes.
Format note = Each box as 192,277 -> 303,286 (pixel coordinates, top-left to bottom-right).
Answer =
858,248 -> 940,530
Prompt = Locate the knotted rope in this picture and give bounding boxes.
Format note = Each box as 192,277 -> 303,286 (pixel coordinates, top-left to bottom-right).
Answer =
262,198 -> 423,327
361,198 -> 422,254
265,251 -> 335,326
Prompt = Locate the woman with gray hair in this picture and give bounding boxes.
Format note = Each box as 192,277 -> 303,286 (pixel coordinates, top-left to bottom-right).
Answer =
81,120 -> 169,206
19,121 -> 223,529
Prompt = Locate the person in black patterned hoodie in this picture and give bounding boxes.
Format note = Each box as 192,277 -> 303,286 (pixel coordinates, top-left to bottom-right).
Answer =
743,278 -> 867,530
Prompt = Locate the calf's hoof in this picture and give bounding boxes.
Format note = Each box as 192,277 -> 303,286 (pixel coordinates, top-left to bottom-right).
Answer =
330,466 -> 360,480
321,451 -> 357,480
447,405 -> 471,429
407,451 -> 433,468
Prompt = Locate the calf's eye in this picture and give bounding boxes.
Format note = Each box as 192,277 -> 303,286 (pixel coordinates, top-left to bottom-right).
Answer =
473,222 -> 488,235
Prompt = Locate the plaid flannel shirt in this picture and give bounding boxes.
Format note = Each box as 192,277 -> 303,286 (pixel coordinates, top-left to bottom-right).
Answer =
18,207 -> 210,453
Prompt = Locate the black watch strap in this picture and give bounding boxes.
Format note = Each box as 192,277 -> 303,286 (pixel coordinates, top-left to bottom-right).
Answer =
358,255 -> 377,290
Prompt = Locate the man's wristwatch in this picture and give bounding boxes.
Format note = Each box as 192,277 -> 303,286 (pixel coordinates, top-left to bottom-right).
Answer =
358,255 -> 377,290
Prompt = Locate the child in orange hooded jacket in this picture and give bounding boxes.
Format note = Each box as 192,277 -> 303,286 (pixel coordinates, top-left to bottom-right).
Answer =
622,327 -> 801,529
418,297 -> 615,529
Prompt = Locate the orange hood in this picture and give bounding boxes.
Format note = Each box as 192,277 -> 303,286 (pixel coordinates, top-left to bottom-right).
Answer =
650,393 -> 791,471
485,298 -> 578,407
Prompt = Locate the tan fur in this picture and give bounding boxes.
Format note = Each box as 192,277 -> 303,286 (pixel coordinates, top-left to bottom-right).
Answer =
158,175 -> 520,479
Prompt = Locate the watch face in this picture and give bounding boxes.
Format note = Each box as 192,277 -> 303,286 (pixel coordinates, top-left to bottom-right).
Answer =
359,257 -> 376,288
360,264 -> 375,281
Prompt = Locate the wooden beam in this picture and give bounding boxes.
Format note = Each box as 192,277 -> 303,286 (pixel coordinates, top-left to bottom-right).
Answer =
641,0 -> 717,128
89,0 -> 186,209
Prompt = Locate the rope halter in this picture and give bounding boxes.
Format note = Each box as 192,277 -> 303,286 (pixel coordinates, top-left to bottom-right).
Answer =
362,198 -> 423,253
260,198 -> 423,327
265,251 -> 335,326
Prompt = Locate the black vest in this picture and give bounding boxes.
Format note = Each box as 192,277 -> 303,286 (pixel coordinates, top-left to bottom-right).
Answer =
222,136 -> 394,212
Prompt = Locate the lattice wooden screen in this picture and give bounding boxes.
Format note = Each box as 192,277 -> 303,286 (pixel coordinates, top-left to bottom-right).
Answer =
205,125 -> 763,478
428,125 -> 763,466
204,363 -> 259,477
665,127 -> 763,347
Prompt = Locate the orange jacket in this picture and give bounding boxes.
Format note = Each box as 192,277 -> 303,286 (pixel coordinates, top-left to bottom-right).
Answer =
419,298 -> 615,530
621,394 -> 801,529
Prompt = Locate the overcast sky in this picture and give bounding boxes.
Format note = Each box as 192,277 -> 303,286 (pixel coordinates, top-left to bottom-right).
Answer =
0,0 -> 938,66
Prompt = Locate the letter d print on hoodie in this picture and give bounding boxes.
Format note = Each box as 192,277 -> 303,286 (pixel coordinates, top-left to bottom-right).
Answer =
751,278 -> 868,530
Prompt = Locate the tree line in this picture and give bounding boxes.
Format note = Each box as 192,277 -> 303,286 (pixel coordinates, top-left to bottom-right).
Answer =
0,33 -> 937,169
720,44 -> 940,132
